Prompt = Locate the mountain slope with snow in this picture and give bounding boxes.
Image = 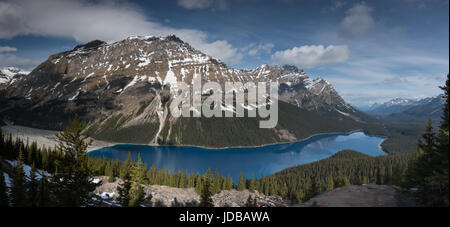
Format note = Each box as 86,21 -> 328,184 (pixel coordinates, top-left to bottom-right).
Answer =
0,35 -> 377,147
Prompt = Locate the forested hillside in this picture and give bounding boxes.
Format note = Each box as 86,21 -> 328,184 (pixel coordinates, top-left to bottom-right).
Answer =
254,150 -> 412,203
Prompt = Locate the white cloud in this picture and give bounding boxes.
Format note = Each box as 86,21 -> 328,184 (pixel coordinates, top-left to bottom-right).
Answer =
0,53 -> 39,69
271,45 -> 349,69
0,46 -> 18,52
338,2 -> 374,39
246,43 -> 274,56
0,0 -> 240,65
177,0 -> 227,10
323,1 -> 347,12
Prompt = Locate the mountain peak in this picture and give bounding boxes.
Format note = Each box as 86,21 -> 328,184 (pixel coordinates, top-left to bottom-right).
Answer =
282,65 -> 302,73
73,40 -> 107,51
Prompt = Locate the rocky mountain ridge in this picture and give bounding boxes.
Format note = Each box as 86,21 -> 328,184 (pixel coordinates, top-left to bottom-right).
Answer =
0,35 -> 373,147
379,95 -> 445,124
365,95 -> 444,116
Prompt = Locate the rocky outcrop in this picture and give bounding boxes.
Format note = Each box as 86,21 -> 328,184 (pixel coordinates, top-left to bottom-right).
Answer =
93,176 -> 290,207
298,184 -> 419,207
212,189 -> 290,207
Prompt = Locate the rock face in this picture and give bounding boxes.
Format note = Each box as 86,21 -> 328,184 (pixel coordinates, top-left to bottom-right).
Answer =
212,189 -> 290,207
0,35 -> 368,146
298,184 -> 419,207
94,176 -> 289,207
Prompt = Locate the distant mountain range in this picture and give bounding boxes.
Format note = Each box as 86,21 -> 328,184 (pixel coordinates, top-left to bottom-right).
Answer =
0,35 -> 379,147
363,95 -> 445,124
0,67 -> 30,89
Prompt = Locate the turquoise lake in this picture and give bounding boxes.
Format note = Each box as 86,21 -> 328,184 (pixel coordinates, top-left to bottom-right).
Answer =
89,131 -> 385,181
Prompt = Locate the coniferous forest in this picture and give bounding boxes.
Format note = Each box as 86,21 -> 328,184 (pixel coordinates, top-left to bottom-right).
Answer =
0,75 -> 448,207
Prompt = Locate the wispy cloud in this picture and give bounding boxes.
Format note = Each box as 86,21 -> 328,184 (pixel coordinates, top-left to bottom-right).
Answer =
177,0 -> 227,10
271,45 -> 349,69
326,52 -> 448,106
0,46 -> 18,52
322,1 -> 347,12
243,43 -> 274,57
338,2 -> 374,39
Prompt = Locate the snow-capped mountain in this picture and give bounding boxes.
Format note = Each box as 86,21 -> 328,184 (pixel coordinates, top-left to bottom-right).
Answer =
365,96 -> 444,116
0,67 -> 30,86
379,95 -> 445,124
0,35 -> 369,147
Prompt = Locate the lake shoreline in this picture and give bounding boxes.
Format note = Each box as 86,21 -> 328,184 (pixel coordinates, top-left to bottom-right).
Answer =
1,124 -> 387,154
88,129 -> 367,152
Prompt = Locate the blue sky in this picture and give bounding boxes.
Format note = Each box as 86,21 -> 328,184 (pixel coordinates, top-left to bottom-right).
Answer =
0,0 -> 448,106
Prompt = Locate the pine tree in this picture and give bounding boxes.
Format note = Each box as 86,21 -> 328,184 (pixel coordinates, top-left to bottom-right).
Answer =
376,168 -> 384,185
212,169 -> 220,194
38,175 -> 51,207
225,174 -> 233,190
392,165 -> 403,185
128,154 -> 146,207
106,163 -> 115,183
237,173 -> 246,191
28,163 -> 39,207
308,179 -> 320,198
194,173 -> 202,194
386,165 -> 393,185
51,115 -> 98,207
199,177 -> 214,207
120,152 -> 132,180
248,174 -> 256,192
10,148 -> 27,207
326,174 -> 334,190
295,190 -> 305,203
117,172 -> 131,207
343,176 -> 351,186
362,176 -> 370,185
0,127 -> 3,152
0,160 -> 9,207
432,74 -> 449,206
